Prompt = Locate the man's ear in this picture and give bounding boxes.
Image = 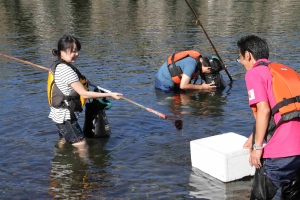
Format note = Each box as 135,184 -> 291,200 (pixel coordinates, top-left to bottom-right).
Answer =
246,51 -> 253,62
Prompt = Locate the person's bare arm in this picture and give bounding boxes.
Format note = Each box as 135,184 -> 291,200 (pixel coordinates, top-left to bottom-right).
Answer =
249,101 -> 270,168
71,81 -> 122,100
179,74 -> 216,90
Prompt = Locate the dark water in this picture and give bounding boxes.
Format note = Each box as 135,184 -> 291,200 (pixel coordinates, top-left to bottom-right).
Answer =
1,0 -> 300,199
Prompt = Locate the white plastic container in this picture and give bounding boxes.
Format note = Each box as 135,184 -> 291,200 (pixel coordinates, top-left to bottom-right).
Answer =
190,132 -> 255,182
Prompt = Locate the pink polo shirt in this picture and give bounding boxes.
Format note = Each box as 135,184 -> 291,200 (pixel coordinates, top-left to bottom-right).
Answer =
245,59 -> 300,158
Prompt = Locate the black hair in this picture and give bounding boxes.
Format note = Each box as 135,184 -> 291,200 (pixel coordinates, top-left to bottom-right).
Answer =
202,57 -> 210,68
52,35 -> 81,58
197,58 -> 202,73
237,35 -> 269,60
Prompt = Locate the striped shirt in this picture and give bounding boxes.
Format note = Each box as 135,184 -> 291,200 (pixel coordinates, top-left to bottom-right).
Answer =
48,63 -> 79,124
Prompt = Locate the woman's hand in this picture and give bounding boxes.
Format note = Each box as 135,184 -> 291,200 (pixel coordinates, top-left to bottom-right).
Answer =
71,81 -> 123,99
109,93 -> 123,100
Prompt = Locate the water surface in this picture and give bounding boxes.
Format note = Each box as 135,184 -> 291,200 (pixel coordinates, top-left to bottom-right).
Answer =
1,0 -> 300,199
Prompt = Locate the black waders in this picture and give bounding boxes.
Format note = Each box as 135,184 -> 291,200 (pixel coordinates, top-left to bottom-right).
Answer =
83,98 -> 111,138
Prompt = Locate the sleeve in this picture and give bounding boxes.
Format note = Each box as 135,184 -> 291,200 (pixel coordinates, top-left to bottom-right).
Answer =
181,58 -> 197,78
245,68 -> 269,107
56,64 -> 79,85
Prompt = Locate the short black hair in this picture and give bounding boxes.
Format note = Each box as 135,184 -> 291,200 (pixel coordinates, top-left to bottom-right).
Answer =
237,35 -> 269,60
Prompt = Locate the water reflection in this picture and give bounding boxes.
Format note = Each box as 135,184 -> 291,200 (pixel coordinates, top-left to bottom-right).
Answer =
189,168 -> 252,200
48,137 -> 110,198
155,87 -> 228,117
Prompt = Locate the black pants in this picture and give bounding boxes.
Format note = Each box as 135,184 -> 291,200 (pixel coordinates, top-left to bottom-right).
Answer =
251,157 -> 300,200
56,120 -> 85,144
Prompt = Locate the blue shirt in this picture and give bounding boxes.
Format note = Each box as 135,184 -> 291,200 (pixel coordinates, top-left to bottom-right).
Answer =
155,57 -> 198,90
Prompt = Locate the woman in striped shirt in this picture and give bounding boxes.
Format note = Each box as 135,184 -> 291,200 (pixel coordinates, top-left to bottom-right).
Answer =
49,35 -> 122,153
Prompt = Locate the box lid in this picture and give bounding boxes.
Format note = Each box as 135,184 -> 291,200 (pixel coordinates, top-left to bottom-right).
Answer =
191,132 -> 248,154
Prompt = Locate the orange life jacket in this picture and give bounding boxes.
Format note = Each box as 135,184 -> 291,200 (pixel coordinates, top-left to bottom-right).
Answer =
252,61 -> 300,142
167,50 -> 201,85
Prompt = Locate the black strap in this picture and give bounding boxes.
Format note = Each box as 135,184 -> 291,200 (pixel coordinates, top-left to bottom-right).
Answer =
69,63 -> 86,80
271,96 -> 300,115
167,54 -> 183,81
257,61 -> 271,67
171,53 -> 176,69
63,96 -> 82,121
173,54 -> 182,81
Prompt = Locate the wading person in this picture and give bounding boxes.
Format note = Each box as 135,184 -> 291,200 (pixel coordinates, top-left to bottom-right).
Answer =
155,50 -> 225,92
48,35 -> 123,153
237,35 -> 300,199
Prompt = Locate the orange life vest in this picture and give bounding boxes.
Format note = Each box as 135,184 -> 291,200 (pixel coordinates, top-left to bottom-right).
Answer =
252,61 -> 300,141
167,50 -> 201,85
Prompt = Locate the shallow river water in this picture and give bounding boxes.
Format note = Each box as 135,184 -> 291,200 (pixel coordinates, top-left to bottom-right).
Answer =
1,0 -> 300,199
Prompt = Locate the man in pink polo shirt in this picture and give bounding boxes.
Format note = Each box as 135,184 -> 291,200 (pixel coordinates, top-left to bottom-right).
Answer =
237,35 -> 300,199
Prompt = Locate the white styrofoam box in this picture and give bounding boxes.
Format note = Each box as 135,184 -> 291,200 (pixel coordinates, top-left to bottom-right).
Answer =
190,132 -> 255,182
